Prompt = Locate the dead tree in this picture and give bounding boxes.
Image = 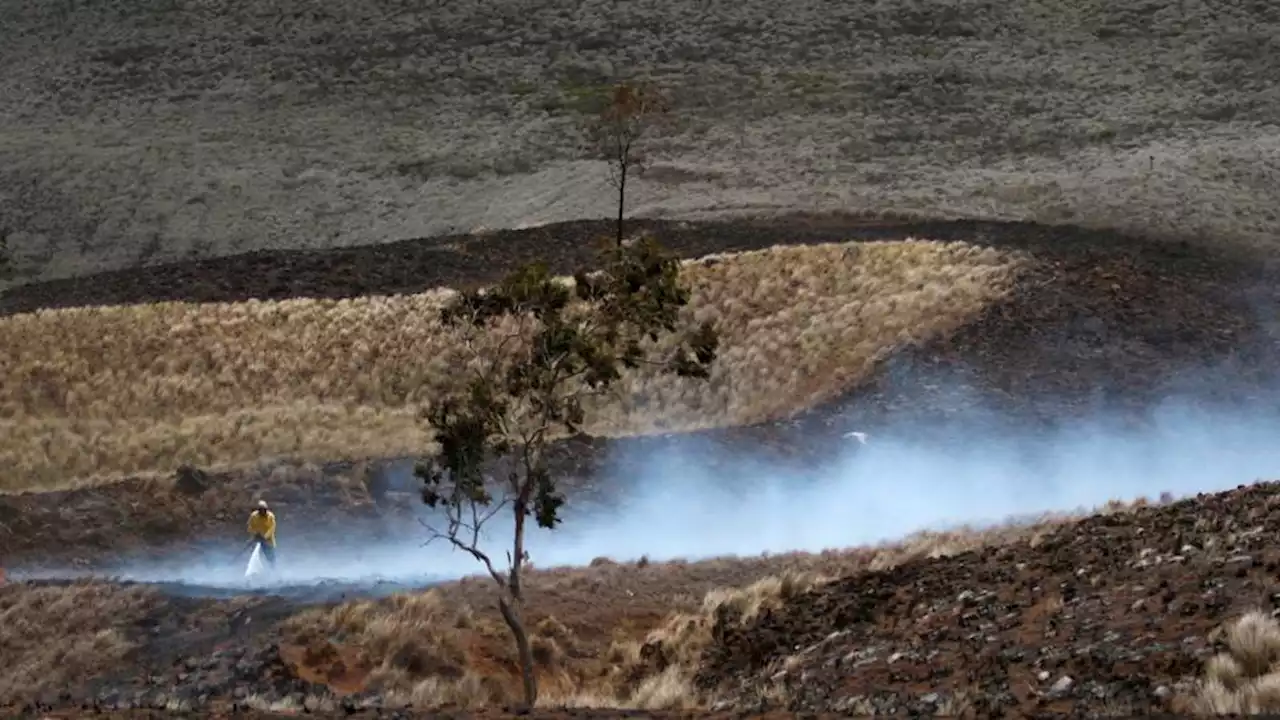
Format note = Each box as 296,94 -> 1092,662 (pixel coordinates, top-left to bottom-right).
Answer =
586,82 -> 670,247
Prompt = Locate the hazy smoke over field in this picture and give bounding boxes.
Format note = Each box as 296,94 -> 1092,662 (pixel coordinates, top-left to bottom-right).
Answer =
87,373 -> 1280,593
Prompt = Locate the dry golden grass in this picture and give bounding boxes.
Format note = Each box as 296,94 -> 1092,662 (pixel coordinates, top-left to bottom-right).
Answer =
600,570 -> 829,710
0,581 -> 158,704
1190,610 -> 1280,714
283,588 -> 565,708
285,495 -> 1160,710
1,239 -> 1025,493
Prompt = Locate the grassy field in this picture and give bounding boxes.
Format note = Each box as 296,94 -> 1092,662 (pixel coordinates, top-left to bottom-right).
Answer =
0,239 -> 1022,492
1,0 -> 1277,285
0,581 -> 159,703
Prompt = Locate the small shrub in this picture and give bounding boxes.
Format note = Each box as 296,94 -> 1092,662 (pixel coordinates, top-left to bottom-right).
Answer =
1190,610 -> 1280,713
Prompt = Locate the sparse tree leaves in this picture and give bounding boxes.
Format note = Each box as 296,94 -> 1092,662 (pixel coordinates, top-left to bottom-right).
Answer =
417,83 -> 711,708
585,82 -> 671,246
414,231 -> 718,708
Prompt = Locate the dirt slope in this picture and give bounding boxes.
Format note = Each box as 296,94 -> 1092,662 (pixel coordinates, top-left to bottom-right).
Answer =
695,482 -> 1280,717
7,481 -> 1279,715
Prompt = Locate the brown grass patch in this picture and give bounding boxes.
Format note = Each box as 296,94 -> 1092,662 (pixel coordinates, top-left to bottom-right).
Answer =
282,589 -> 576,706
1189,610 -> 1280,714
1,239 -> 1025,492
0,581 -> 159,704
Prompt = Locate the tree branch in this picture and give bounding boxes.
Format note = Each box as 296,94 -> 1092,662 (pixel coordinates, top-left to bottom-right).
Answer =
418,499 -> 510,589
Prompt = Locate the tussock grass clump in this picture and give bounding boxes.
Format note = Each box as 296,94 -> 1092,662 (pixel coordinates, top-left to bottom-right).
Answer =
1,239 -> 1026,492
0,581 -> 158,704
1190,610 -> 1280,714
612,570 -> 829,709
284,591 -> 478,694
283,589 -> 583,707
695,571 -> 827,648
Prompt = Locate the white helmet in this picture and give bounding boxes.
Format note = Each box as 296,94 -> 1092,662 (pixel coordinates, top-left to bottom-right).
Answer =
257,500 -> 269,510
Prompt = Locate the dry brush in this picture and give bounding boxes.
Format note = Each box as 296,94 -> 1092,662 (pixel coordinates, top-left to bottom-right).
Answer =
1189,610 -> 1280,714
0,581 -> 159,704
1,239 -> 1026,492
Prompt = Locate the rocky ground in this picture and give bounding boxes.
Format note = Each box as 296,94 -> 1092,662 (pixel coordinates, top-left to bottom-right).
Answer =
696,481 -> 1280,717
3,214 -> 1279,715
10,480 -> 1280,717
10,709 -> 811,719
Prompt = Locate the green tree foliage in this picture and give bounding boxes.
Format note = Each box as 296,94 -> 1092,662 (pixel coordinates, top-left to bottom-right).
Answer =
415,235 -> 717,708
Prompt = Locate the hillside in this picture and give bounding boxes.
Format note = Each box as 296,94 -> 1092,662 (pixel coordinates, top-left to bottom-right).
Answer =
694,482 -> 1280,716
1,0 -> 1278,286
2,215 -> 1275,566
2,214 -> 1279,716
7,480 -> 1280,716
3,0 -> 1280,715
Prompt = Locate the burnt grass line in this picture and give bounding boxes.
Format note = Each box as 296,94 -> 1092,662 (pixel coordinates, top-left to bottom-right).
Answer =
0,213 -> 1264,317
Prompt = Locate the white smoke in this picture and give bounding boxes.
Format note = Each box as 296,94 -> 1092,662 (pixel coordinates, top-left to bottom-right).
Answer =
75,374 -> 1280,594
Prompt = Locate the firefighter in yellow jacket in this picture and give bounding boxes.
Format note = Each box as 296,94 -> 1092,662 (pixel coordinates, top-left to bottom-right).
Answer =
247,500 -> 277,568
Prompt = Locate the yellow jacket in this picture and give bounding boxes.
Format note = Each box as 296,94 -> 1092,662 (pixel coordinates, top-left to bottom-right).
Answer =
247,510 -> 276,546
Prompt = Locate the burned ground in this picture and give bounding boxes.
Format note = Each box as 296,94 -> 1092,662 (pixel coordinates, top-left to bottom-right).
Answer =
696,482 -> 1280,717
2,213 -> 1279,716
3,0 -> 1277,287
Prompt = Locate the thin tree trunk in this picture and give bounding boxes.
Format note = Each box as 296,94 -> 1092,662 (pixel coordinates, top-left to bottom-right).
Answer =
498,595 -> 537,707
616,162 -> 627,247
504,494 -> 535,707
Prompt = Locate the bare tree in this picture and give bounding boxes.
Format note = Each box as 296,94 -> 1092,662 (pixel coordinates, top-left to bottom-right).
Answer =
416,237 -> 718,708
586,82 -> 670,247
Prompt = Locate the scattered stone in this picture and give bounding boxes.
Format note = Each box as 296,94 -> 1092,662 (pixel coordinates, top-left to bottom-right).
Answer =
1049,676 -> 1074,697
